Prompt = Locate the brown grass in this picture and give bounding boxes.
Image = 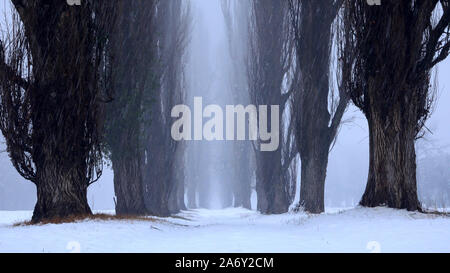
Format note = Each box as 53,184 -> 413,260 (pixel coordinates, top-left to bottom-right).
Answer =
13,213 -> 161,227
422,210 -> 450,217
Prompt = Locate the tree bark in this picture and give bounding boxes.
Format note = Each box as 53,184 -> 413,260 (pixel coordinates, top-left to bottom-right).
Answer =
341,1 -> 449,212
112,156 -> 147,216
256,150 -> 289,214
32,163 -> 91,223
360,108 -> 421,211
142,145 -> 172,217
0,1 -> 113,223
299,151 -> 328,214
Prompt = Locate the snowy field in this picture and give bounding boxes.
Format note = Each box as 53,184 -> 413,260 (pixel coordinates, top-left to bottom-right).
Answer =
0,207 -> 449,253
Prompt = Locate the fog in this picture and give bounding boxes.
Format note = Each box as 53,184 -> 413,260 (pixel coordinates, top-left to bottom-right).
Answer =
0,0 -> 449,211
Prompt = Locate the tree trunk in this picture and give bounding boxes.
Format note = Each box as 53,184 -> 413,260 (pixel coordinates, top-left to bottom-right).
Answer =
169,146 -> 186,213
233,143 -> 252,210
1,1 -> 112,223
177,180 -> 187,211
298,152 -> 328,214
142,133 -> 172,217
256,150 -> 289,214
32,163 -> 91,223
112,156 -> 147,216
292,0 -> 346,214
143,164 -> 172,217
360,108 -> 421,211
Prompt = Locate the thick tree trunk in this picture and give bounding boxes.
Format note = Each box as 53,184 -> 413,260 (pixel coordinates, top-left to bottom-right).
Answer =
112,156 -> 147,216
32,164 -> 91,223
142,134 -> 172,217
298,152 -> 328,214
143,165 -> 172,217
360,109 -> 421,211
1,1 -> 111,223
256,150 -> 289,214
342,1 -> 446,212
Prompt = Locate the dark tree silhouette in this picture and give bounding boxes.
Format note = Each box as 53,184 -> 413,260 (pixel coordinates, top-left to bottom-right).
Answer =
105,0 -> 158,216
142,0 -> 191,216
247,0 -> 297,214
343,0 -> 450,210
0,1 -> 115,222
289,0 -> 348,213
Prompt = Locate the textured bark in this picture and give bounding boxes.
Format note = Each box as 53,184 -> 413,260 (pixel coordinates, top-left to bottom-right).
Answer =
343,0 -> 450,211
299,152 -> 328,214
112,156 -> 147,215
143,119 -> 172,217
360,104 -> 420,210
32,162 -> 91,222
0,1 -> 114,222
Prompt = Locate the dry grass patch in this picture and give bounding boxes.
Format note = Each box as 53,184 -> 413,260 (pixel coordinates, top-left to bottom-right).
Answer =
422,210 -> 450,217
13,213 -> 162,227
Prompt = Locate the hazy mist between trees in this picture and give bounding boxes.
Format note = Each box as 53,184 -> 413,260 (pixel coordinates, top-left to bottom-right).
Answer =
0,0 -> 449,222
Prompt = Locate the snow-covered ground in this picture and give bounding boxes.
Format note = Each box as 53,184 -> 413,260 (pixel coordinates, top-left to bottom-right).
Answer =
0,207 -> 449,253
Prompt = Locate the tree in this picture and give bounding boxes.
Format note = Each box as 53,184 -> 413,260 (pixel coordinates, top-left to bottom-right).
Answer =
222,0 -> 254,209
105,0 -> 158,215
0,1 -> 115,222
288,0 -> 348,213
142,0 -> 191,216
343,0 -> 450,210
416,142 -> 450,208
247,0 -> 297,214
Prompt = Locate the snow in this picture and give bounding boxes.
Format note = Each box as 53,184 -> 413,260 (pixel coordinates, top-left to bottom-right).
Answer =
0,207 -> 449,253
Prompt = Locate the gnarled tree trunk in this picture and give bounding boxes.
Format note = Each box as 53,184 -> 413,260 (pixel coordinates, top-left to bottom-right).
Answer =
361,105 -> 420,210
343,0 -> 450,212
33,161 -> 91,222
0,1 -> 114,223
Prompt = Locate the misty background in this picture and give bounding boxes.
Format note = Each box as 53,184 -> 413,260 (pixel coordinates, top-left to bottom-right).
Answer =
0,0 -> 449,211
